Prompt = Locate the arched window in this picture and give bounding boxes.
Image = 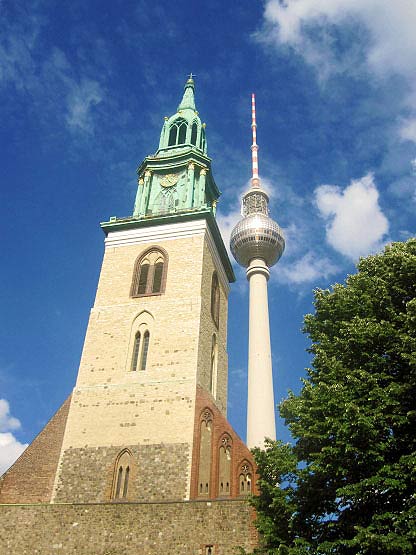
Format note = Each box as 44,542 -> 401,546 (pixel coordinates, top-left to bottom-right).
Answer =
131,248 -> 168,297
198,409 -> 213,497
191,122 -> 198,145
168,118 -> 187,146
218,435 -> 232,496
130,330 -> 150,371
141,331 -> 150,370
131,332 -> 141,371
168,125 -> 177,146
200,128 -> 206,150
238,461 -> 253,495
112,450 -> 132,500
178,120 -> 187,144
210,334 -> 218,395
211,272 -> 220,327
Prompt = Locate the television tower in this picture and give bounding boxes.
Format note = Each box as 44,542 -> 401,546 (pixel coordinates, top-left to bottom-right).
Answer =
230,94 -> 285,449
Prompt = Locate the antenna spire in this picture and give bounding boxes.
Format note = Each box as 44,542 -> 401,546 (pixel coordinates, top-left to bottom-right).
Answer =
251,93 -> 260,188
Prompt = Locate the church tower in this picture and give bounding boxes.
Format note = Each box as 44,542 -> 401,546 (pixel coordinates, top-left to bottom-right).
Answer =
0,78 -> 258,555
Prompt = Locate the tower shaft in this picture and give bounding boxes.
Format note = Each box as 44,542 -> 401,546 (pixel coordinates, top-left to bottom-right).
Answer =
246,258 -> 276,448
230,94 -> 285,449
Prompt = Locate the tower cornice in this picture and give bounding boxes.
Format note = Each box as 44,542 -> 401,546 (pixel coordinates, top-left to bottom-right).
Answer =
101,209 -> 235,284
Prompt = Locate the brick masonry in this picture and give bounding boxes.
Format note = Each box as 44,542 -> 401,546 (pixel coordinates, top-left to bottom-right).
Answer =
0,500 -> 257,555
0,395 -> 71,504
190,385 -> 258,499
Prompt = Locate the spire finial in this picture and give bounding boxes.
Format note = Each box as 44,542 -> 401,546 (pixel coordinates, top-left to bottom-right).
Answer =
178,74 -> 196,111
251,93 -> 260,188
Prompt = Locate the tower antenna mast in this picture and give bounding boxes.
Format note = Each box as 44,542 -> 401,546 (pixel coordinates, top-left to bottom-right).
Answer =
251,94 -> 260,188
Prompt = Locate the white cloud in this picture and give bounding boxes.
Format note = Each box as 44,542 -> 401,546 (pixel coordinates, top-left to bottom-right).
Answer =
0,400 -> 28,475
217,207 -> 242,258
400,119 -> 416,144
275,251 -> 338,285
262,0 -> 416,78
0,399 -> 21,431
261,0 -> 416,141
0,433 -> 28,475
66,79 -> 104,133
315,173 -> 389,260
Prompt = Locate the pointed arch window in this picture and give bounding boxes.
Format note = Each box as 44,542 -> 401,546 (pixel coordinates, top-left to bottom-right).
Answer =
238,461 -> 253,495
211,272 -> 220,327
168,118 -> 187,146
130,330 -> 150,371
140,331 -> 150,370
178,120 -> 187,144
131,332 -> 141,372
200,127 -> 206,151
218,435 -> 232,497
131,247 -> 168,297
210,334 -> 218,395
197,409 -> 213,497
112,450 -> 132,500
168,125 -> 178,146
191,122 -> 198,145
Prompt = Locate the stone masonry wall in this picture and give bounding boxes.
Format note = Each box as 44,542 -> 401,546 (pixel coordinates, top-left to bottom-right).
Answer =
0,500 -> 257,555
54,443 -> 189,503
0,395 -> 71,504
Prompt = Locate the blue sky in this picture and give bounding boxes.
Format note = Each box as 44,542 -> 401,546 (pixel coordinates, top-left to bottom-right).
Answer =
1,0 -> 415,473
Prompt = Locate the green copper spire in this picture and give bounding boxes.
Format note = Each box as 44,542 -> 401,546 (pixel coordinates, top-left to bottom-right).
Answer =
157,75 -> 207,155
177,74 -> 196,111
127,77 -> 218,222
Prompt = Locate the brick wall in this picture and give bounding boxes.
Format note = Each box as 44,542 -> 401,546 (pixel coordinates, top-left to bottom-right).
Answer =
190,386 -> 258,499
0,395 -> 71,504
0,500 -> 257,554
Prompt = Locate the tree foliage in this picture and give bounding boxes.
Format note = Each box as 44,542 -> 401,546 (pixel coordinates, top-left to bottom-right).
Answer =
252,239 -> 416,554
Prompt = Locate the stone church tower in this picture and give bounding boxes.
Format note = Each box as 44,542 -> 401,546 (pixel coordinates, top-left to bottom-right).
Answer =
0,77 -> 257,555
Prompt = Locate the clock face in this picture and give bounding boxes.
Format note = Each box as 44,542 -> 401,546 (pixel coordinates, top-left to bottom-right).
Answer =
160,173 -> 180,188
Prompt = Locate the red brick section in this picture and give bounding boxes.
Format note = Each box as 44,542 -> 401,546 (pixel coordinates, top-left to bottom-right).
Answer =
0,394 -> 72,504
190,385 -> 258,500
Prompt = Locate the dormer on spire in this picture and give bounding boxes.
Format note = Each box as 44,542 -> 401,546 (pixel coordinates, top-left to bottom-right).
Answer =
157,75 -> 207,155
178,74 -> 196,111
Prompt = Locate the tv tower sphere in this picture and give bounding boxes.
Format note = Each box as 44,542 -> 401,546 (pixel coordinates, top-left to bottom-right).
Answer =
230,93 -> 285,449
230,190 -> 285,268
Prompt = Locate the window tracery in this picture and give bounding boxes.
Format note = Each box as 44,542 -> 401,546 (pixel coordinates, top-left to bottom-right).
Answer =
131,247 -> 168,297
197,408 -> 213,497
238,461 -> 253,495
168,118 -> 187,146
112,450 -> 132,500
218,434 -> 232,496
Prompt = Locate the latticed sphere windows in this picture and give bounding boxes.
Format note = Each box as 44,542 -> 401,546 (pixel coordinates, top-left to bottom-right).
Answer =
131,247 -> 168,297
242,190 -> 269,217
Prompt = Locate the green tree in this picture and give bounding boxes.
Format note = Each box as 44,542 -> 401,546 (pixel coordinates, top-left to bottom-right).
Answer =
252,239 -> 416,554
